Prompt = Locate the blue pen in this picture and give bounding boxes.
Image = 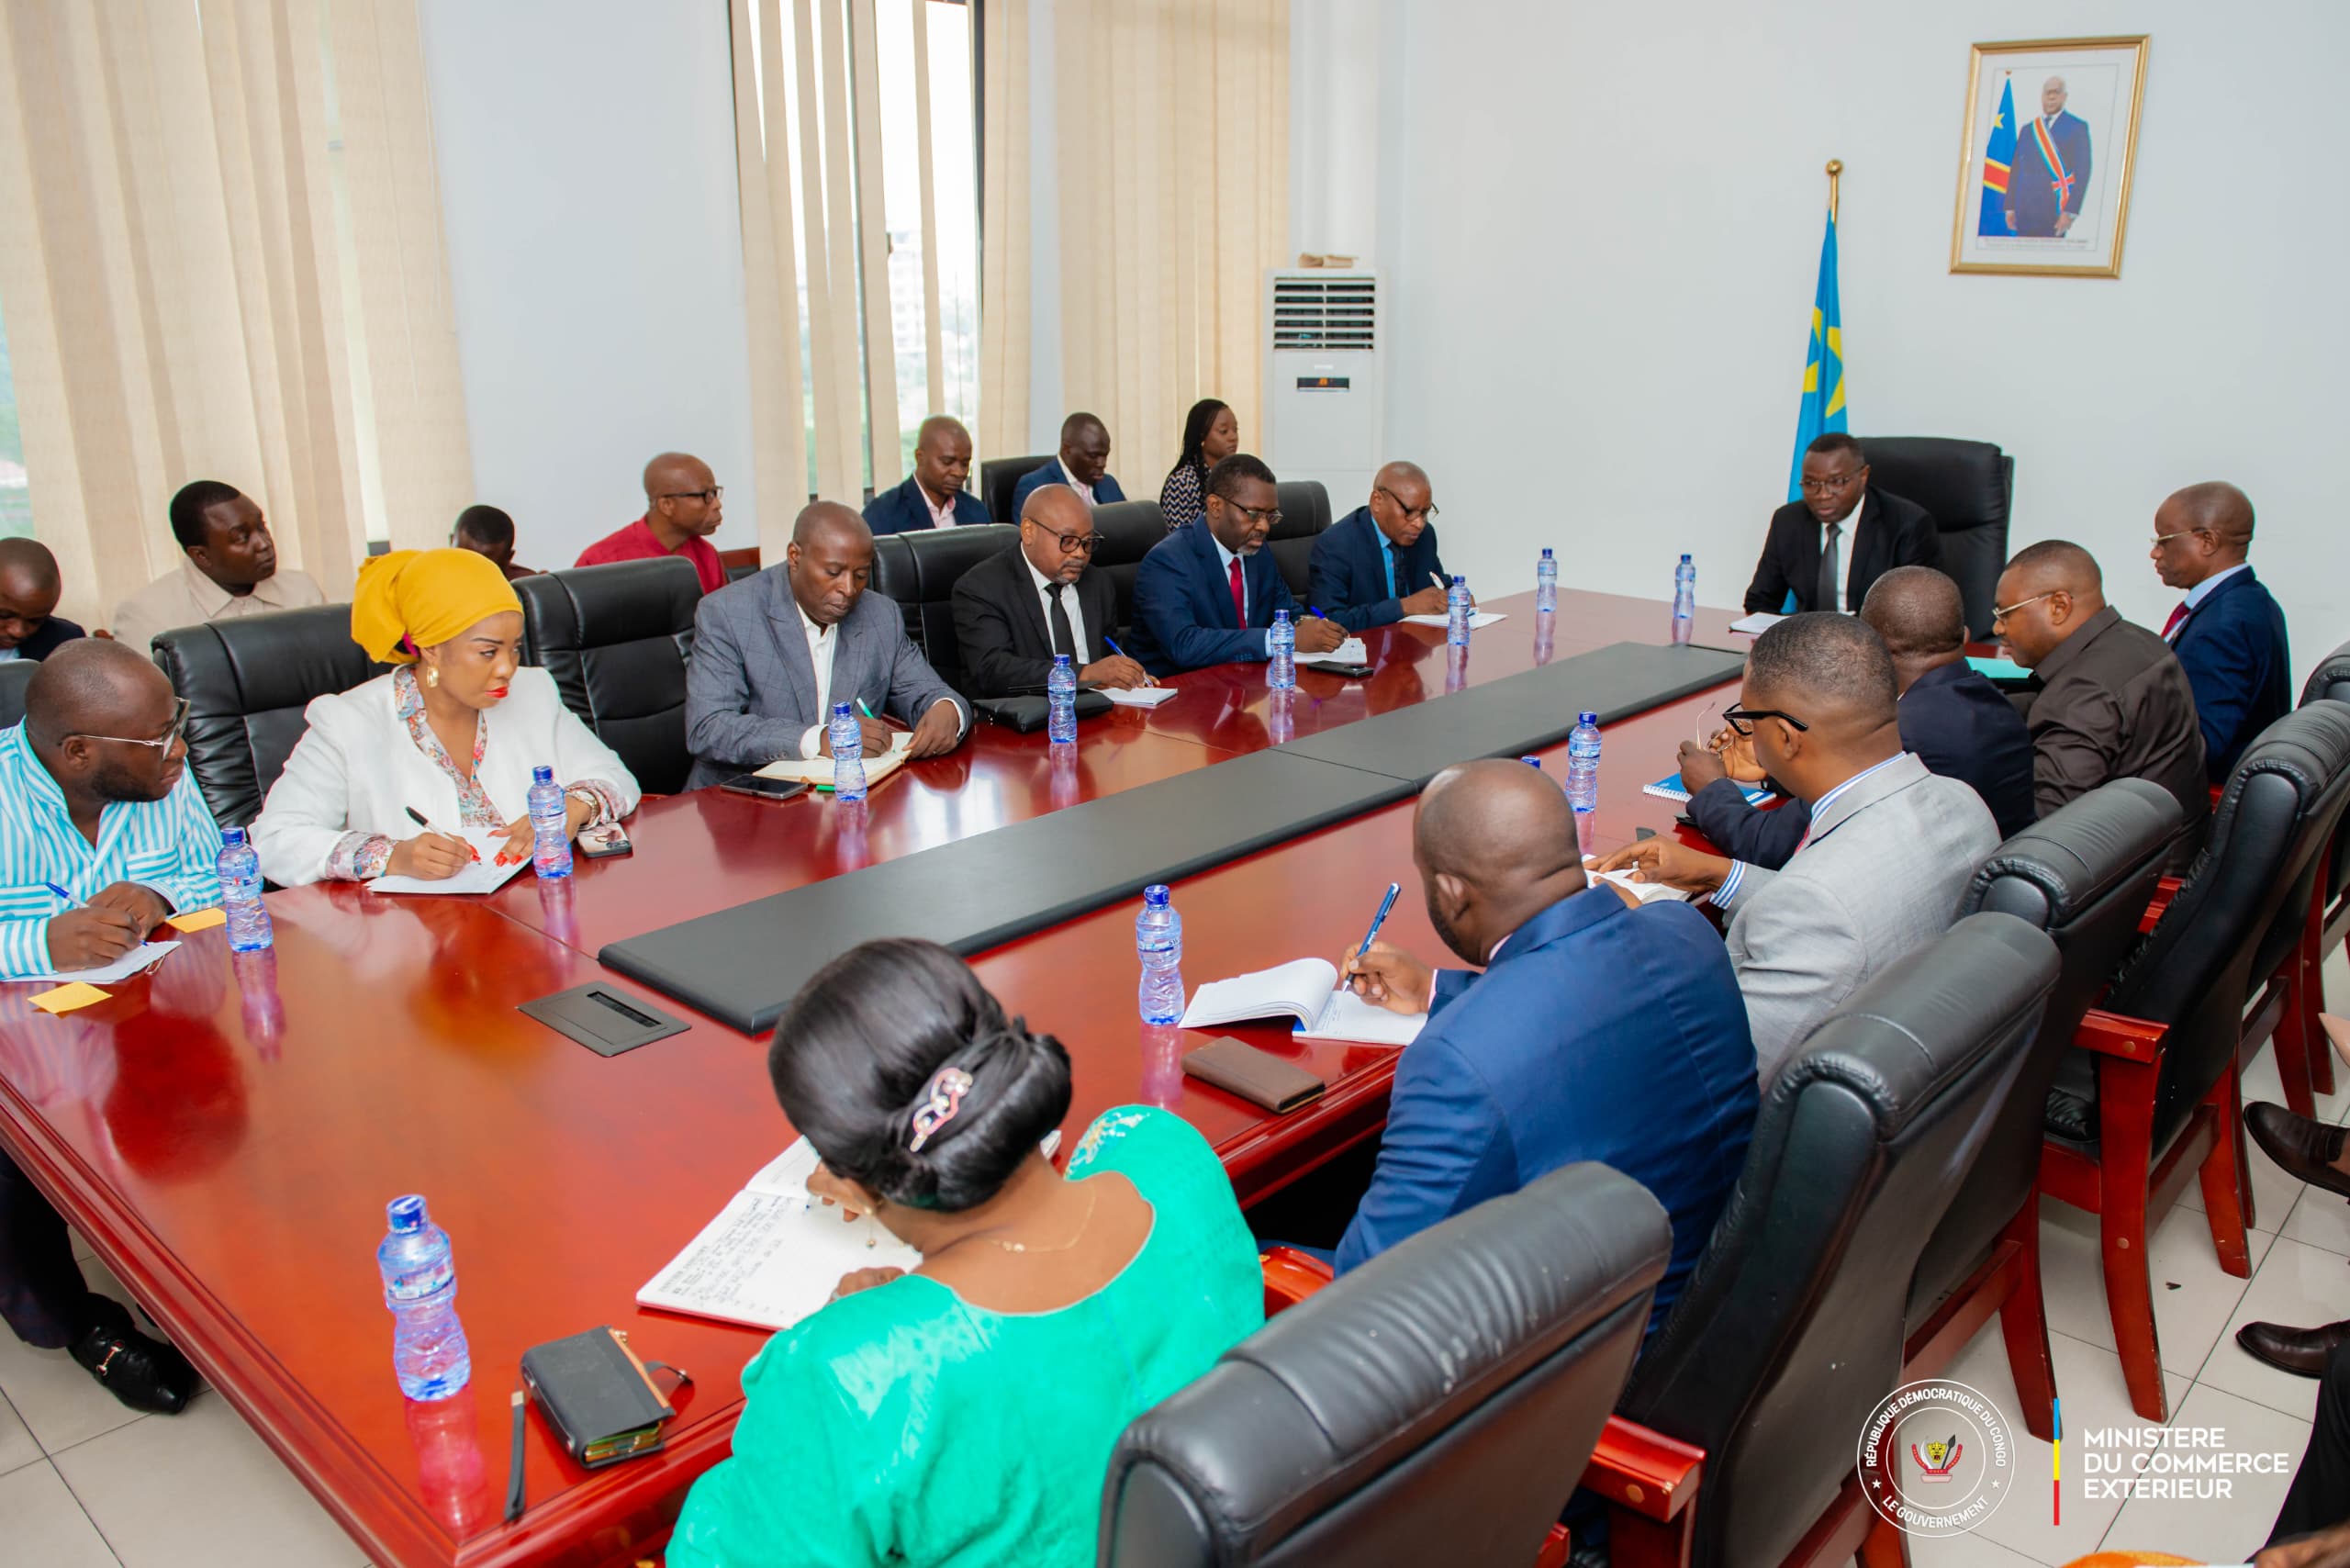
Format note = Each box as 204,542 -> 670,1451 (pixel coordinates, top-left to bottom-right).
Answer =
1101,636 -> 1158,688
1354,881 -> 1402,960
42,882 -> 74,905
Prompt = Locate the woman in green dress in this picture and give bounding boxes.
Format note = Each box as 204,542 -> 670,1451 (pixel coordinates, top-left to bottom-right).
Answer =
667,939 -> 1264,1567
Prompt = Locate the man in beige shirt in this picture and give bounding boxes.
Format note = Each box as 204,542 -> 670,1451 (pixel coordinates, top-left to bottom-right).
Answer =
111,481 -> 327,655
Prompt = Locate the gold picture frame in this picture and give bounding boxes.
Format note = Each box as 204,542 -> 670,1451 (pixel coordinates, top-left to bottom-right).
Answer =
1950,36 -> 2149,277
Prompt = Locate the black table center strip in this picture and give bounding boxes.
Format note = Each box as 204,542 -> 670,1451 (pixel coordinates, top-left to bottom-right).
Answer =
599,642 -> 1746,1034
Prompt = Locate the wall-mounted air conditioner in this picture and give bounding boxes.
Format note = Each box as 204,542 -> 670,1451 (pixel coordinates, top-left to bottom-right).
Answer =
1262,270 -> 1380,511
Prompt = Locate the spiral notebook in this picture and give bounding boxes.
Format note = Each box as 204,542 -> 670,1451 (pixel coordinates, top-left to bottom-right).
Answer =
1641,773 -> 1774,806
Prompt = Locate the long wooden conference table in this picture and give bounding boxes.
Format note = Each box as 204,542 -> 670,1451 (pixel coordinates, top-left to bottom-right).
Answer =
0,588 -> 1756,1568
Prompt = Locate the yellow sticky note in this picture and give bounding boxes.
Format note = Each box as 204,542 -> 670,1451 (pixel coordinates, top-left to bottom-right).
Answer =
168,906 -> 228,934
29,982 -> 109,1014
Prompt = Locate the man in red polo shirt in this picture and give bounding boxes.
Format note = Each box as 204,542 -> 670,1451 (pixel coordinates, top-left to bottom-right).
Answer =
576,452 -> 730,594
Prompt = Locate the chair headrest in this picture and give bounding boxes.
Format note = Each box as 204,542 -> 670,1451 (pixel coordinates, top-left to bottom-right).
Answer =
2300,636 -> 2350,708
1855,436 -> 2009,532
516,557 -> 699,654
1963,778 -> 2182,927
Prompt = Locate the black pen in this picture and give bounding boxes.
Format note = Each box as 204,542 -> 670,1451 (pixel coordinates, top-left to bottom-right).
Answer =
404,805 -> 479,864
506,1387 -> 527,1522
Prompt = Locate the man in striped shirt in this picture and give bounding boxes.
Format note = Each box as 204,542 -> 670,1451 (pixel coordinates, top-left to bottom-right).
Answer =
0,640 -> 221,1413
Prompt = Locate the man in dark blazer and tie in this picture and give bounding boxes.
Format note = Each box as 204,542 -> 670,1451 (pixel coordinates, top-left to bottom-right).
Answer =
2004,76 -> 2094,239
1126,454 -> 1346,676
1684,566 -> 2037,868
949,486 -> 1153,697
1337,759 -> 1757,1337
864,416 -> 990,535
1743,432 -> 1939,614
2149,481 -> 2291,782
1308,460 -> 1455,633
1009,411 -> 1128,517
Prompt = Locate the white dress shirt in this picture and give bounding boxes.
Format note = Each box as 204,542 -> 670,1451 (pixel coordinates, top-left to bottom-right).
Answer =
1025,557 -> 1092,666
791,602 -> 964,757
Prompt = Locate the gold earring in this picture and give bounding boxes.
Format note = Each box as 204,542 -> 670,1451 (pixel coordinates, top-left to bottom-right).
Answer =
422,665 -> 439,689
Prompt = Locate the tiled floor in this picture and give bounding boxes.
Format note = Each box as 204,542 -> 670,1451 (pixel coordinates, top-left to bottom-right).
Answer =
5,949 -> 2347,1565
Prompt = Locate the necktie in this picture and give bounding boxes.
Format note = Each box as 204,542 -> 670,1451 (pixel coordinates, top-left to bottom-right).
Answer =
1228,556 -> 1247,627
1382,542 -> 1397,599
2161,600 -> 2190,641
1046,582 -> 1077,659
1817,522 -> 1843,612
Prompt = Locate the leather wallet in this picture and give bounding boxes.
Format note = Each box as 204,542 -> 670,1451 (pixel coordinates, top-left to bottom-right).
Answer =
519,1327 -> 686,1469
1181,1036 -> 1328,1114
973,690 -> 1114,733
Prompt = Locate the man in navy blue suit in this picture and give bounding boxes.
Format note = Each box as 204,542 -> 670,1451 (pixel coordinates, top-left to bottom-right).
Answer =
2151,481 -> 2292,782
2004,76 -> 2093,239
1682,566 -> 2037,867
1125,454 -> 1346,675
1308,461 -> 1458,633
1336,758 -> 1758,1336
864,416 -> 990,535
1009,411 -> 1128,517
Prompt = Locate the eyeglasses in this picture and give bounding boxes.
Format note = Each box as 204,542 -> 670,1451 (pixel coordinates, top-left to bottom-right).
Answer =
1718,702 -> 1810,737
2148,528 -> 2210,548
1990,589 -> 2057,624
1375,486 -> 1440,523
660,487 -> 724,505
1796,469 -> 1865,495
68,697 -> 191,752
1225,503 -> 1283,528
1028,525 -> 1105,554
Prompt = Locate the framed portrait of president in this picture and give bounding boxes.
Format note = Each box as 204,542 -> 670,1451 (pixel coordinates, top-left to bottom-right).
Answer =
1950,37 -> 2149,278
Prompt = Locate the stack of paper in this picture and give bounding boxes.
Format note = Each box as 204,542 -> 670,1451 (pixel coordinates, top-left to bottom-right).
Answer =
369,829 -> 529,896
1584,857 -> 1695,906
1400,610 -> 1507,630
756,730 -> 915,790
1101,686 -> 1180,709
1178,958 -> 1425,1047
1294,638 -> 1371,667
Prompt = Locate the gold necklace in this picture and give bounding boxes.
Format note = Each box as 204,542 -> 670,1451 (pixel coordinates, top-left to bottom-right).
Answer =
978,1182 -> 1101,1255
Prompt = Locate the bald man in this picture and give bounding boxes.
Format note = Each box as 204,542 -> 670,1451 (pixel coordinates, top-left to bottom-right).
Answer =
2004,75 -> 2093,239
0,640 -> 223,1412
1308,461 -> 1458,633
0,539 -> 85,661
949,486 -> 1150,697
2150,482 -> 2291,781
1594,613 -> 1998,1082
866,416 -> 990,534
1993,540 -> 2205,860
1333,758 -> 1754,1334
684,502 -> 968,789
1011,412 -> 1127,515
576,453 -> 729,594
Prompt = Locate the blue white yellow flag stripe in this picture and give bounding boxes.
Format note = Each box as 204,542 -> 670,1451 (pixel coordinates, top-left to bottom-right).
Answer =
1785,207 -> 1847,503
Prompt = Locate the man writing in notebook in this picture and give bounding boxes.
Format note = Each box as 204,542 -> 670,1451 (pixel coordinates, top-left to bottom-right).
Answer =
1335,758 -> 1756,1337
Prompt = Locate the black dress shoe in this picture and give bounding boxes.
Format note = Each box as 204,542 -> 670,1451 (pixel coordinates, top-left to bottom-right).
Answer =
2237,1318 -> 2350,1378
2246,1101 -> 2350,1198
68,1298 -> 197,1415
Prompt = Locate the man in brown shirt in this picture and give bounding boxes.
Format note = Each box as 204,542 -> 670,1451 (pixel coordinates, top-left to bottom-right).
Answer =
1992,540 -> 2207,867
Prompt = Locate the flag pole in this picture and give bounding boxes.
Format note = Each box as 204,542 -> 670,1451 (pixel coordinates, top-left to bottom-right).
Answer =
1826,159 -> 1842,221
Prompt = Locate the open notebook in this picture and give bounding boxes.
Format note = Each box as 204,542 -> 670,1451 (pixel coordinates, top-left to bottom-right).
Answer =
1400,610 -> 1506,630
755,730 -> 915,790
368,828 -> 530,897
1177,958 -> 1425,1046
1294,638 -> 1371,667
637,1139 -> 922,1333
1583,857 -> 1694,906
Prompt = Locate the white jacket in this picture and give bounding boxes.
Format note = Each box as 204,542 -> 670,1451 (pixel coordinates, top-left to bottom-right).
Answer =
252,666 -> 641,887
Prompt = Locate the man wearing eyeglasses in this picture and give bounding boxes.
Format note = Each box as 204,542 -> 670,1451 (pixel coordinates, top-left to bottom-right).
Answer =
2148,481 -> 2290,783
1742,433 -> 1939,616
950,487 -> 1152,698
576,452 -> 731,595
1308,461 -> 1458,633
1992,539 -> 2206,866
1127,454 -> 1347,677
0,640 -> 222,1415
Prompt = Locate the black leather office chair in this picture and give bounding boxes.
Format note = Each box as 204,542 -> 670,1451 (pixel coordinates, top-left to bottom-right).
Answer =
2042,702 -> 2350,1420
153,605 -> 386,828
866,524 -> 1019,693
1102,1163 -> 1670,1568
0,660 -> 31,730
2296,640 -> 2350,1070
1092,500 -> 1167,629
980,454 -> 1053,525
513,558 -> 700,796
1860,437 -> 2012,637
1270,480 -> 1333,601
1910,780 -> 2182,1438
1588,913 -> 2059,1568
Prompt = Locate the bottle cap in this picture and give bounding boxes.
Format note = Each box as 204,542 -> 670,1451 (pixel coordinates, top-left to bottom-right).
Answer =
532,764 -> 554,783
1680,553 -> 1693,562
1540,547 -> 1554,559
1579,711 -> 1598,724
1144,884 -> 1170,906
832,701 -> 853,717
1451,575 -> 1465,586
1273,609 -> 1290,623
386,1194 -> 428,1233
1053,653 -> 1071,666
220,825 -> 247,846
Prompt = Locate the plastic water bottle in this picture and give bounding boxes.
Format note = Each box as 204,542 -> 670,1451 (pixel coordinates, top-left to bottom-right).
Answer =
217,826 -> 272,952
1268,609 -> 1296,690
829,701 -> 867,801
1537,548 -> 1558,615
527,765 -> 572,879
1672,554 -> 1696,646
1135,884 -> 1184,1025
1447,576 -> 1472,646
1567,711 -> 1602,852
1047,653 -> 1079,743
378,1195 -> 471,1401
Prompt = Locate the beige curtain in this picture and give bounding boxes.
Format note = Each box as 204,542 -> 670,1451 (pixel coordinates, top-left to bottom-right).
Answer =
0,0 -> 471,628
1054,0 -> 1287,486
977,0 -> 1032,466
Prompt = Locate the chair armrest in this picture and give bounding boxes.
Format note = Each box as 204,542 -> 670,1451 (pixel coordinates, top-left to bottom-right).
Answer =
2074,1008 -> 2168,1065
1260,1247 -> 1335,1316
1580,1415 -> 1705,1524
2139,874 -> 2182,934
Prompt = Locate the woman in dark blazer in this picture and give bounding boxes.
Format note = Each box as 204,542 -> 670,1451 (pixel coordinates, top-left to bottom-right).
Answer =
1158,398 -> 1238,532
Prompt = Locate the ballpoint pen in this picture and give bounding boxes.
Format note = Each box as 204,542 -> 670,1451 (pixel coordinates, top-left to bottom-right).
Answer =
404,806 -> 482,863
1353,881 -> 1402,965
41,882 -> 75,906
1101,636 -> 1158,688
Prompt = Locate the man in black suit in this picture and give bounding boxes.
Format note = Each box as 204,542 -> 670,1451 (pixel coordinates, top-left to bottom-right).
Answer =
1684,566 -> 2036,867
1743,433 -> 1939,614
949,486 -> 1152,697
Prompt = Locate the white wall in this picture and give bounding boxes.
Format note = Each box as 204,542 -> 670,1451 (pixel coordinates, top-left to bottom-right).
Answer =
1297,0 -> 2348,684
417,0 -> 757,568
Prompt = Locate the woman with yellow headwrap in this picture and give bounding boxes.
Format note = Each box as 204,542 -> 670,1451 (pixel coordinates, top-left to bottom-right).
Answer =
250,549 -> 639,887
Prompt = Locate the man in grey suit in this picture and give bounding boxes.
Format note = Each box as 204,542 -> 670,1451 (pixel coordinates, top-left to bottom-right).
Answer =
684,502 -> 969,790
1592,613 -> 1998,1085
